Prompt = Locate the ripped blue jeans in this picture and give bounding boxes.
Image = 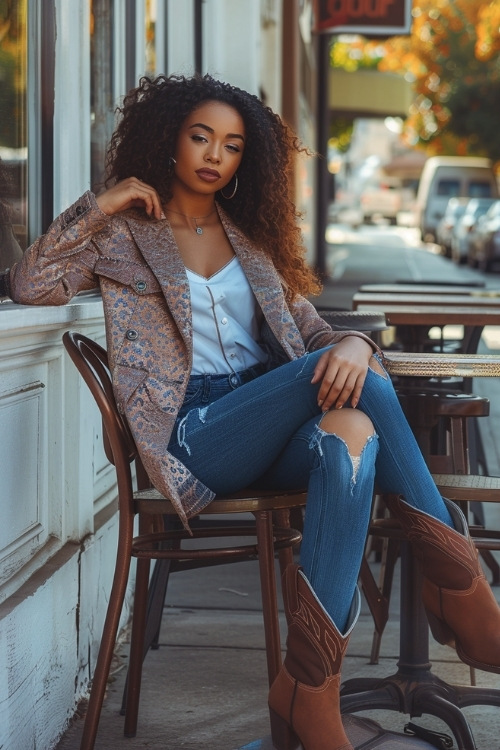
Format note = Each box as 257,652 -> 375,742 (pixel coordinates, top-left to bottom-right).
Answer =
168,346 -> 451,632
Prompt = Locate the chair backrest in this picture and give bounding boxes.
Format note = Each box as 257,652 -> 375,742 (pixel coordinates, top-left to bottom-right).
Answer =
62,331 -> 138,473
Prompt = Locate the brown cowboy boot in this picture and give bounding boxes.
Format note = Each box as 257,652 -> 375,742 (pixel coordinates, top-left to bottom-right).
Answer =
268,563 -> 359,750
385,494 -> 500,674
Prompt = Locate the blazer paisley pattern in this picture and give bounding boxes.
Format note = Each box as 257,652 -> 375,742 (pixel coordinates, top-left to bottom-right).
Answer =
9,191 -> 379,529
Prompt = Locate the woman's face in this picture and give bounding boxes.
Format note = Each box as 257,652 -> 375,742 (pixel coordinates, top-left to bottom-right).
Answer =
173,100 -> 245,197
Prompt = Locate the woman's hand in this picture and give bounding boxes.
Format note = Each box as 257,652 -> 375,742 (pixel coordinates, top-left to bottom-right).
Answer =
96,177 -> 164,220
311,336 -> 375,411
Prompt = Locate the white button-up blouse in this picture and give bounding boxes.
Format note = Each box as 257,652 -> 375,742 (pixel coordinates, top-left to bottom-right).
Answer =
186,256 -> 269,374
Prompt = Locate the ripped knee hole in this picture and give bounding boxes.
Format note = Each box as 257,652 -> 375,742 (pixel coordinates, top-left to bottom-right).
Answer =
369,355 -> 387,378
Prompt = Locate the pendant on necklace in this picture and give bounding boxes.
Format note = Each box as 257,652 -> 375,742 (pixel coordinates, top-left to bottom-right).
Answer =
196,226 -> 203,235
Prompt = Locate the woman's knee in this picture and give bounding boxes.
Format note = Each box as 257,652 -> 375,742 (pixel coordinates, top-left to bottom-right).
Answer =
369,354 -> 387,377
319,408 -> 375,455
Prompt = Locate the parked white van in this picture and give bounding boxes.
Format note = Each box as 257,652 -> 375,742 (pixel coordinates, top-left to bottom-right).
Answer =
415,156 -> 499,241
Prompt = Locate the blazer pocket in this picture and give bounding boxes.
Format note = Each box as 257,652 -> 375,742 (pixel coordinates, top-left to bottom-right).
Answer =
95,258 -> 162,294
112,363 -> 149,412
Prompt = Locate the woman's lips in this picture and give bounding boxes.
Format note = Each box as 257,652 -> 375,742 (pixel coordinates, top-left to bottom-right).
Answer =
196,168 -> 221,183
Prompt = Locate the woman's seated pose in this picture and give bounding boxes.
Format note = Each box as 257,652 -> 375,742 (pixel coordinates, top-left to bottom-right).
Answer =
2,74 -> 499,750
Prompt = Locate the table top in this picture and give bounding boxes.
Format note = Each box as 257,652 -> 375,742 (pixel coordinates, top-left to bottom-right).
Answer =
353,292 -> 500,309
383,350 -> 500,378
356,303 -> 500,327
358,284 -> 494,295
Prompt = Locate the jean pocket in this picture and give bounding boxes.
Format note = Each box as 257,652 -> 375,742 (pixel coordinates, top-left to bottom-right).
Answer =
182,381 -> 205,407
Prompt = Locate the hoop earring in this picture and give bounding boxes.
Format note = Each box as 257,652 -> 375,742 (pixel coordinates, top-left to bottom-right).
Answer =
168,157 -> 177,171
220,173 -> 238,200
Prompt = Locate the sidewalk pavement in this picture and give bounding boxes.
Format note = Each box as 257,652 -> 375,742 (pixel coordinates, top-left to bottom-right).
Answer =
55,539 -> 500,750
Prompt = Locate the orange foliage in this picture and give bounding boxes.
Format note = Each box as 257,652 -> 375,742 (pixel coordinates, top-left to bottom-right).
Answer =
475,2 -> 500,60
373,0 -> 499,156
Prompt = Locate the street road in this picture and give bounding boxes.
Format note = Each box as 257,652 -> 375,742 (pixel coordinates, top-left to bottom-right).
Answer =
314,222 -> 500,312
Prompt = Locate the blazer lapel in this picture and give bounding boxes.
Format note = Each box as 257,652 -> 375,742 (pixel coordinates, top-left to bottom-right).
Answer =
123,213 -> 193,355
218,208 -> 304,359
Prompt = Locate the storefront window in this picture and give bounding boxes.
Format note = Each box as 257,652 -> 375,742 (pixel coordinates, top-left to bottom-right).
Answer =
0,0 -> 27,266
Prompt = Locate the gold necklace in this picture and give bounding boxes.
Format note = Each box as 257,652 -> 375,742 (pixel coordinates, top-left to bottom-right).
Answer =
164,207 -> 216,235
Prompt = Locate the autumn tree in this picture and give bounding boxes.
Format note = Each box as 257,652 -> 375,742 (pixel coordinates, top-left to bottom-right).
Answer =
331,1 -> 500,162
379,0 -> 500,160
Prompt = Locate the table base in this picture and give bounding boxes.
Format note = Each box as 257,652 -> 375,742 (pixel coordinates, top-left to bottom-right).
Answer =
341,543 -> 500,750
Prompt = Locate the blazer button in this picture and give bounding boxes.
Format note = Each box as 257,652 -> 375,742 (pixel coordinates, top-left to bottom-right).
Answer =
135,280 -> 147,292
126,329 -> 139,341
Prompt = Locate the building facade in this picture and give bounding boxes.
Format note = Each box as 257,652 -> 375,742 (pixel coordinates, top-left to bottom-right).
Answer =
0,2 -> 316,747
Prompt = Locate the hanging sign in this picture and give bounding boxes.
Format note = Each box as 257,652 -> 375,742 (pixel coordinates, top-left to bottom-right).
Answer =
313,0 -> 412,36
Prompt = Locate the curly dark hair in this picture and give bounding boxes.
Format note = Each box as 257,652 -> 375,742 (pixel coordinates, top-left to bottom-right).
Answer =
105,73 -> 321,298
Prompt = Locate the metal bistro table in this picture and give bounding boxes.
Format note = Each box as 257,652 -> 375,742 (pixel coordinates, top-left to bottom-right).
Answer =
341,349 -> 500,750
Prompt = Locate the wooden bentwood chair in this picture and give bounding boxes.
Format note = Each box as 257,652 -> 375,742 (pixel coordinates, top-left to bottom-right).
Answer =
62,331 -> 306,750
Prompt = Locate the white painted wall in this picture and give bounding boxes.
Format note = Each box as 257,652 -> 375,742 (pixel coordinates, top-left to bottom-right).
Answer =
167,0 -> 196,75
203,0 -> 261,93
0,297 -> 135,749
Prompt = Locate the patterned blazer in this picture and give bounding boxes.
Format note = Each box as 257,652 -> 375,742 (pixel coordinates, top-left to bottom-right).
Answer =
8,192 -> 378,529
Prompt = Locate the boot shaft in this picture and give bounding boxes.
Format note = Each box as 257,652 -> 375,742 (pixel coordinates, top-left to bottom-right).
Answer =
385,494 -> 480,589
282,564 -> 359,686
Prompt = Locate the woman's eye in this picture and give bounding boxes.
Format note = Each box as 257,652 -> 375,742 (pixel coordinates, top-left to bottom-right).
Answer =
191,134 -> 207,143
226,144 -> 241,153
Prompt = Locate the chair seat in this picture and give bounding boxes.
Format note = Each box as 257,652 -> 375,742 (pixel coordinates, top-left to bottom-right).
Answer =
317,309 -> 388,332
133,486 -> 307,515
132,487 -> 306,560
434,473 -> 500,503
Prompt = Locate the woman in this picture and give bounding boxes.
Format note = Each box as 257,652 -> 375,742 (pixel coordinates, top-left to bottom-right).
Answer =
3,74 -> 500,750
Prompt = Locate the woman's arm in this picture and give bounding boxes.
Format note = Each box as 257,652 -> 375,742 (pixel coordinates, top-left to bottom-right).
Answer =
290,294 -> 384,410
8,192 -> 109,305
289,293 -> 382,356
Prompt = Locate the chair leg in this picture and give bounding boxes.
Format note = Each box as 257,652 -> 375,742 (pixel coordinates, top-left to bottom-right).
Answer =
123,557 -> 151,738
359,539 -> 397,665
80,539 -> 133,750
255,509 -> 283,687
120,520 -> 181,715
274,508 -> 299,578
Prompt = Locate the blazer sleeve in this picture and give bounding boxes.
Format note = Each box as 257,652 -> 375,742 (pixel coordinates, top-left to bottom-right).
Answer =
289,294 -> 383,357
9,191 -> 109,305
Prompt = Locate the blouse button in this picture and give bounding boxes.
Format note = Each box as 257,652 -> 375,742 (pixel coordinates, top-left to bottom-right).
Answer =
135,280 -> 147,292
126,329 -> 138,341
221,317 -> 228,325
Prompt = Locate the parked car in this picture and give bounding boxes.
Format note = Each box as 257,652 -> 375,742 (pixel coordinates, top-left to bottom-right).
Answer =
359,177 -> 403,225
436,197 -> 469,257
472,200 -> 500,271
415,156 -> 499,242
450,198 -> 497,264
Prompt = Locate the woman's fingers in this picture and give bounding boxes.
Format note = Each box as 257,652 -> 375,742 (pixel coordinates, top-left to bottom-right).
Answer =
322,369 -> 367,411
96,177 -> 163,219
311,337 -> 373,411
